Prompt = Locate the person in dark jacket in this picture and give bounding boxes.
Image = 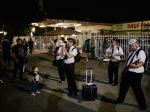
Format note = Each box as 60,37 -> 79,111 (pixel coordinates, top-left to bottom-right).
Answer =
12,38 -> 27,81
2,37 -> 12,68
83,39 -> 90,61
28,38 -> 33,54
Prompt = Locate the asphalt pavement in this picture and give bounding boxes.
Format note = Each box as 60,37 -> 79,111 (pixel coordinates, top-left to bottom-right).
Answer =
0,53 -> 150,112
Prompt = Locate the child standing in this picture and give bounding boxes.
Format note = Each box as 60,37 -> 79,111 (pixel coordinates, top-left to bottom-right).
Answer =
31,66 -> 42,96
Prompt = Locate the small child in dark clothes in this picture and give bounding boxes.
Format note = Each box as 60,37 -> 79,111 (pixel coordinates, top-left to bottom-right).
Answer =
31,66 -> 42,96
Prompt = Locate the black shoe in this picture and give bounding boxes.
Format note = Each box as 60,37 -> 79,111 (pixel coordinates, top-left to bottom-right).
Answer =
58,81 -> 64,83
139,104 -> 147,110
74,93 -> 77,96
106,82 -> 113,85
74,90 -> 78,96
113,84 -> 118,87
114,99 -> 123,104
68,93 -> 73,97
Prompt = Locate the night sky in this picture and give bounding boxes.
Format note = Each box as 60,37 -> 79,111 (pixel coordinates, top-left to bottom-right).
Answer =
0,0 -> 150,25
43,0 -> 150,23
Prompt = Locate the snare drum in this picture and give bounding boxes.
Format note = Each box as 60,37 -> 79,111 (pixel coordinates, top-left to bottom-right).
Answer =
103,58 -> 110,62
109,58 -> 119,66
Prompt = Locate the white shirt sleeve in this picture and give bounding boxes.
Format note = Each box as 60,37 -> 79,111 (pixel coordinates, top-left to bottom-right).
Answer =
138,50 -> 146,63
106,47 -> 111,53
71,48 -> 77,56
118,47 -> 124,55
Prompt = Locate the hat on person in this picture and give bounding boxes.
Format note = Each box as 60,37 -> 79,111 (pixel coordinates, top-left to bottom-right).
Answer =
128,39 -> 138,45
112,37 -> 119,43
67,38 -> 76,44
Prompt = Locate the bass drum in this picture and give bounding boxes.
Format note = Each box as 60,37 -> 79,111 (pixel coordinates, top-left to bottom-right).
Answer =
109,58 -> 119,66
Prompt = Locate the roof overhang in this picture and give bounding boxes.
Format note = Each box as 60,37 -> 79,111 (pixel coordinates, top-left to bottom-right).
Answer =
31,18 -> 112,29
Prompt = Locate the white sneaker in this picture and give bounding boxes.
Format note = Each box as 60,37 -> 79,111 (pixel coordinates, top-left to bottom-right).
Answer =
36,90 -> 40,94
31,92 -> 36,96
0,80 -> 3,83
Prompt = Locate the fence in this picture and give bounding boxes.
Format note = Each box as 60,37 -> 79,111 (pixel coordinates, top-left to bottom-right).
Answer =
13,34 -> 150,63
93,34 -> 150,64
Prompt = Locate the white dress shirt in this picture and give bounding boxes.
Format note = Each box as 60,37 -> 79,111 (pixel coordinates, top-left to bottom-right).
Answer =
106,45 -> 124,60
127,47 -> 146,73
64,46 -> 77,64
56,47 -> 65,60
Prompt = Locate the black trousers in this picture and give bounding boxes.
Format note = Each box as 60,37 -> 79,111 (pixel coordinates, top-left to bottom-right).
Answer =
57,59 -> 65,81
64,63 -> 77,95
108,64 -> 119,85
13,60 -> 24,79
29,47 -> 33,54
117,71 -> 146,106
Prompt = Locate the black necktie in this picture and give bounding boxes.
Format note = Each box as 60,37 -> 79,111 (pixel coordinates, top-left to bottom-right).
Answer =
111,46 -> 114,54
67,47 -> 70,52
65,47 -> 70,60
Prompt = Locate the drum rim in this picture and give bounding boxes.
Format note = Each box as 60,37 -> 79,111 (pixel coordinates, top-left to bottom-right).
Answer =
111,58 -> 119,62
103,59 -> 110,61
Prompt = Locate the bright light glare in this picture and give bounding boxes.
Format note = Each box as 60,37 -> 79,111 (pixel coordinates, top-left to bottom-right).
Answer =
47,24 -> 55,27
32,27 -> 35,32
63,26 -> 67,28
31,23 -> 39,26
56,23 -> 63,26
76,30 -> 81,32
74,24 -> 81,26
39,25 -> 45,27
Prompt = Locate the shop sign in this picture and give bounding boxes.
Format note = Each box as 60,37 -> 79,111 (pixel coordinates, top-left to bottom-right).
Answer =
127,23 -> 141,29
116,24 -> 122,30
127,22 -> 150,29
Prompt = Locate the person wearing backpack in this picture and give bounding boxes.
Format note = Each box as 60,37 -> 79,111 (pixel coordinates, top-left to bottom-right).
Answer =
83,39 -> 90,61
115,39 -> 147,110
62,38 -> 78,97
12,38 -> 28,82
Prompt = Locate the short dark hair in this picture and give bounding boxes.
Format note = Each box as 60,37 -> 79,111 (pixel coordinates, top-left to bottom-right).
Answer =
32,66 -> 38,72
67,38 -> 76,45
16,38 -> 22,42
111,37 -> 119,43
60,37 -> 65,41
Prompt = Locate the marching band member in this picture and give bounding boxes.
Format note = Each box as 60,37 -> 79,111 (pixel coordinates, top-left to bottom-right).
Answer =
115,39 -> 147,110
105,38 -> 124,86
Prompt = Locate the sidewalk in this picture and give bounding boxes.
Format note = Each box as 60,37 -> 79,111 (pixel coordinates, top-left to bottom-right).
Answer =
0,53 -> 150,112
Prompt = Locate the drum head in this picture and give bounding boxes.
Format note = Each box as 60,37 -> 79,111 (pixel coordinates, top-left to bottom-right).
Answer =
103,59 -> 110,61
111,59 -> 118,62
